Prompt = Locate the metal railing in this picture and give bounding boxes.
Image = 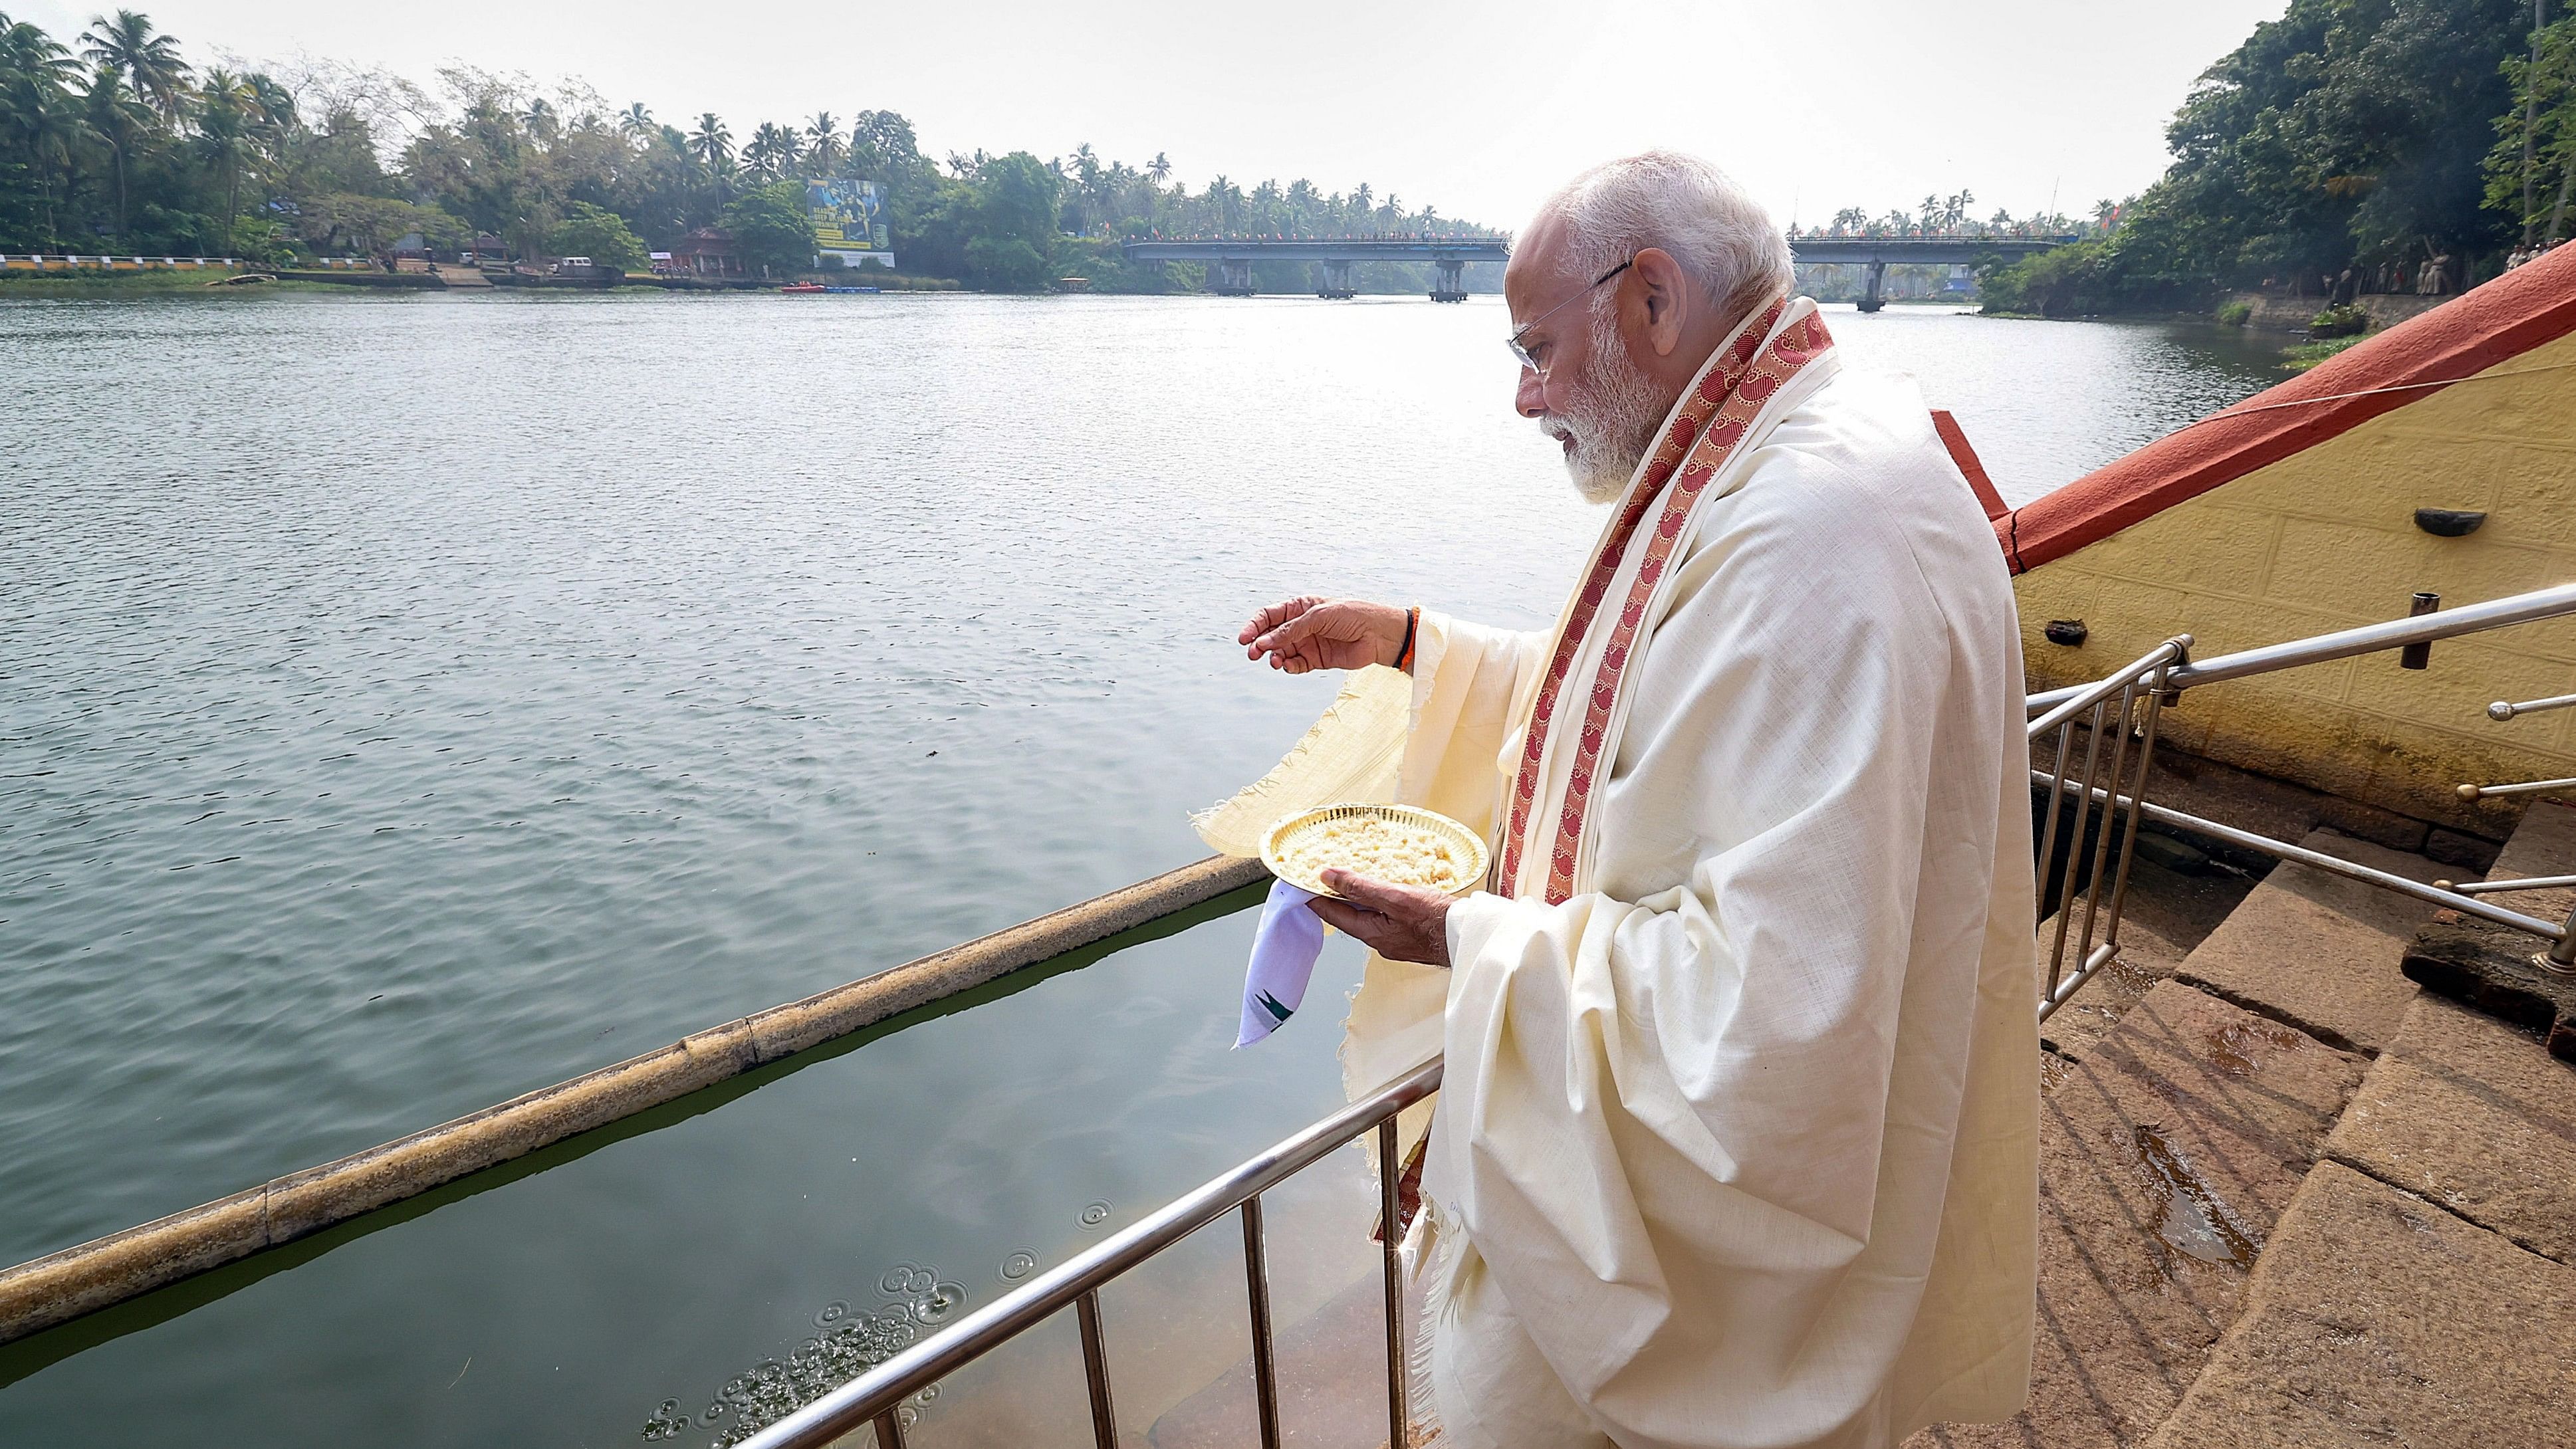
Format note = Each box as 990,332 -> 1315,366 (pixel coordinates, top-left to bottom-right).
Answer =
737,584 -> 2576,1447
738,1061 -> 1441,1449
2026,583 -> 2576,1010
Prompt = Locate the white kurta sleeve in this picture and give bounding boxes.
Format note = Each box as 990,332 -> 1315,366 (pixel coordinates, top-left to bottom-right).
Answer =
1399,610 -> 1548,841
1342,611 -> 1549,1099
1425,457 -> 2016,1449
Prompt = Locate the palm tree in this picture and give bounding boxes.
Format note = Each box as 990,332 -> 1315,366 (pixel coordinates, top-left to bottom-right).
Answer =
1146,152 -> 1171,185
619,102 -> 653,140
689,111 -> 731,167
743,120 -> 800,181
79,64 -> 150,239
806,111 -> 842,173
193,68 -> 257,254
521,96 -> 556,144
4,54 -> 76,245
79,9 -> 187,123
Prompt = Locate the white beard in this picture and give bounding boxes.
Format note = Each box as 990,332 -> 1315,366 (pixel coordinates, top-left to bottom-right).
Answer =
1539,305 -> 1673,504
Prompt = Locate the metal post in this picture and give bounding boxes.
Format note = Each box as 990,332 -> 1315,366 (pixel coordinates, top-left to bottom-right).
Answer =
2044,701 -> 2111,996
1377,1117 -> 1409,1449
872,1408 -> 907,1448
1076,1289 -> 1118,1449
2547,899 -> 2576,976
1240,1198 -> 1284,1449
2097,661 -> 2171,950
2400,592 -> 2440,669
2072,679 -> 2143,967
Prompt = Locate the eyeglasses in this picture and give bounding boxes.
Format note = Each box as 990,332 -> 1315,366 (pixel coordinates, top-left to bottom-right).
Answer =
1506,257 -> 1634,373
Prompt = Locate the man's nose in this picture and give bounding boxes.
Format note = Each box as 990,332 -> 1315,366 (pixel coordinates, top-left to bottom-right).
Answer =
1516,366 -> 1547,419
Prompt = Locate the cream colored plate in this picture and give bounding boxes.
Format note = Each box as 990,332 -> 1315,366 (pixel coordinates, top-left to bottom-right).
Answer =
1260,803 -> 1488,899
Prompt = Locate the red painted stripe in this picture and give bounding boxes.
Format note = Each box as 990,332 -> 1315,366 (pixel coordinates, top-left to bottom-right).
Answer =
1931,409 -> 2008,521
1996,245 -> 2576,575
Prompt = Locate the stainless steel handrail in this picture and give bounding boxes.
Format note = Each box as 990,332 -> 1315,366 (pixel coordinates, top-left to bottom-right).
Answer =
2035,771 -> 2566,941
2439,873 -> 2576,897
2490,690 -> 2576,722
2026,639 -> 2188,736
2458,775 -> 2576,802
2026,582 -> 2576,715
735,1060 -> 1443,1449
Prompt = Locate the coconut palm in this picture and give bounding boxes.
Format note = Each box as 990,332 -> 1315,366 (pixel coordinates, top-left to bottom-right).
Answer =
805,111 -> 841,173
3,50 -> 76,245
79,63 -> 151,238
743,120 -> 800,181
619,101 -> 652,140
1146,152 -> 1171,185
78,9 -> 187,123
193,68 -> 259,253
689,111 -> 730,167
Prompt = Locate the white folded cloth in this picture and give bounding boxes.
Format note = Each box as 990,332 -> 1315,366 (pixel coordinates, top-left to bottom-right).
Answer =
1234,879 -> 1324,1047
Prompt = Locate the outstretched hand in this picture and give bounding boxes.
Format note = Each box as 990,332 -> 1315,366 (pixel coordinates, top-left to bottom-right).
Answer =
1307,869 -> 1453,966
1239,597 -> 1409,675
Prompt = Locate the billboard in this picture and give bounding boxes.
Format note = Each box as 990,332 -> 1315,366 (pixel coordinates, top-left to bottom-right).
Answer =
806,177 -> 893,268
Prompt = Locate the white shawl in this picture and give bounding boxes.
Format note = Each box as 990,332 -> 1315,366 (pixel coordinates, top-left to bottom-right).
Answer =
1201,308 -> 2036,1449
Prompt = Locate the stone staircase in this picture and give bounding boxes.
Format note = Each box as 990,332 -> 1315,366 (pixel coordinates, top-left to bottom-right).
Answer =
1923,798 -> 2576,1447
1143,804 -> 2576,1448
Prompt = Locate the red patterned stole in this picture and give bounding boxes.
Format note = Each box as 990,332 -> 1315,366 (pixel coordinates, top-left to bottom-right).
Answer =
1496,298 -> 1836,905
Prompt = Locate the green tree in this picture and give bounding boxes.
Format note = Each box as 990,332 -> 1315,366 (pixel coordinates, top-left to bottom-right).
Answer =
298,192 -> 462,255
79,9 -> 187,123
2487,13 -> 2576,243
720,179 -> 813,276
78,64 -> 149,238
963,150 -> 1058,288
549,198 -> 645,269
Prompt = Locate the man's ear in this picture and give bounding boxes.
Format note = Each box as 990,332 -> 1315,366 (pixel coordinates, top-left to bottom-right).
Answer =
1631,247 -> 1689,357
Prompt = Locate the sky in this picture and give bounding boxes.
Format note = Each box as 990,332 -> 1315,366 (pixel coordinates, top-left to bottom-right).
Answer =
18,0 -> 2289,229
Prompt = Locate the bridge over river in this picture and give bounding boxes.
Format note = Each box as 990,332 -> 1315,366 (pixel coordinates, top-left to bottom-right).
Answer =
1120,233 -> 2079,308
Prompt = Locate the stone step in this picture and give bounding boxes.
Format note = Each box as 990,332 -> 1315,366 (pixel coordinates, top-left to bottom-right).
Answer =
1911,980 -> 2364,1448
2401,799 -> 2576,1059
2037,850 -> 2260,1068
2129,799 -> 2576,1446
2140,1161 -> 2576,1448
2174,828 -> 2464,1056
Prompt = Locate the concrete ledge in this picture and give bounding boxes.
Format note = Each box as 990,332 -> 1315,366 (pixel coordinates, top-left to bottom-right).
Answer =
0,853 -> 1269,1347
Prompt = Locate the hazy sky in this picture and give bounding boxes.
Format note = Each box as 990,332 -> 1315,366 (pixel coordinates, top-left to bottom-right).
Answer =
19,0 -> 2285,229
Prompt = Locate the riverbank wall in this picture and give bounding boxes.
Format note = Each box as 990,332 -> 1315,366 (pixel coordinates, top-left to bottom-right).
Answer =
2222,290 -> 2448,332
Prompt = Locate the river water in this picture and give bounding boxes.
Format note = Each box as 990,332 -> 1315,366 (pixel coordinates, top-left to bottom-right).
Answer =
0,290 -> 2282,1446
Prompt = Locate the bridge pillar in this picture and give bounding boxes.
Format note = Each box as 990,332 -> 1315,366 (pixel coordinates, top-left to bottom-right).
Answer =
1430,257 -> 1466,303
1214,257 -> 1255,296
1318,259 -> 1354,300
1857,259 -> 1887,314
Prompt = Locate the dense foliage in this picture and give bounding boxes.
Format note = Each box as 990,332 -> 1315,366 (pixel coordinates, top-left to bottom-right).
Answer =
0,9 -> 1492,286
1980,0 -> 2569,314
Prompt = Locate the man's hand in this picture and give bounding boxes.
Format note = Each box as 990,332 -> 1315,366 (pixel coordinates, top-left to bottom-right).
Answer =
1308,869 -> 1453,966
1240,597 -> 1409,675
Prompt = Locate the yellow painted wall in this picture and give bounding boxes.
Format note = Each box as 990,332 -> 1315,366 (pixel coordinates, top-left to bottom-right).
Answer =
2015,328 -> 2576,835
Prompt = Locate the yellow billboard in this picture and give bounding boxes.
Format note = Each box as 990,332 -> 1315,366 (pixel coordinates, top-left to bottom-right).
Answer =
806,178 -> 891,267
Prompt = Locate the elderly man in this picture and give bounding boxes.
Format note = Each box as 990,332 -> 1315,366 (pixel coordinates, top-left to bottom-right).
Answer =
1234,152 -> 2037,1448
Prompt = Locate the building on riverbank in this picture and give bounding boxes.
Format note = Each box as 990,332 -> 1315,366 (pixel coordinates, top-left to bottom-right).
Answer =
669,229 -> 747,279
